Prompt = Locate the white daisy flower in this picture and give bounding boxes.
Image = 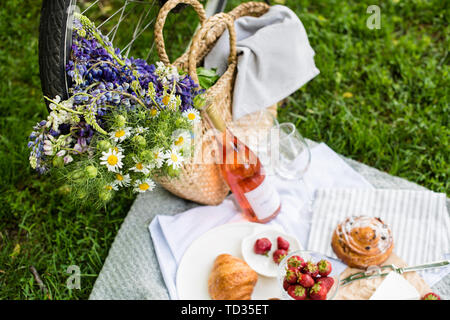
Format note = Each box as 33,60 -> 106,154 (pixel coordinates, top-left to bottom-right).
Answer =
161,94 -> 173,107
182,108 -> 201,124
165,148 -> 184,170
161,94 -> 180,110
99,148 -> 124,172
104,183 -> 119,191
109,127 -> 132,143
114,172 -> 131,187
133,178 -> 156,193
152,147 -> 165,169
130,156 -> 150,175
112,144 -> 124,154
149,108 -> 159,118
172,130 -> 191,151
134,126 -> 148,135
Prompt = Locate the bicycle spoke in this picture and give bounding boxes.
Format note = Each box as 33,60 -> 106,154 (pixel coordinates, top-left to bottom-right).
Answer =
81,0 -> 99,14
96,2 -> 127,30
123,7 -> 146,57
123,1 -> 156,57
110,0 -> 129,42
145,40 -> 156,61
121,17 -> 156,54
127,0 -> 156,3
106,5 -> 137,38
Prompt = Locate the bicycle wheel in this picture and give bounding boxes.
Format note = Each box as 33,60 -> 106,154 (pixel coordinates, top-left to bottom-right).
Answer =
38,0 -> 227,108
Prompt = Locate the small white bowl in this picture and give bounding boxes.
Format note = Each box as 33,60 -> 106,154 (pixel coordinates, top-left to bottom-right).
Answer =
241,228 -> 302,277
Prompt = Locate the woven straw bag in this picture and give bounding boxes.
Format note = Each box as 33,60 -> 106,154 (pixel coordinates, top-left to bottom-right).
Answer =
153,0 -> 276,205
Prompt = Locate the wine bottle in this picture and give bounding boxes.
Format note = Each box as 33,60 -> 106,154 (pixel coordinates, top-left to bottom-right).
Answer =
205,107 -> 281,223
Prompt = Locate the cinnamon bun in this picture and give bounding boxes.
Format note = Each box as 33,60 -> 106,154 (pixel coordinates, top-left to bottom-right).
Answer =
331,216 -> 393,269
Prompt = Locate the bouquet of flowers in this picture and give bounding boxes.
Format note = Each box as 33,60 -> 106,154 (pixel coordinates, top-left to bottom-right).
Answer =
28,13 -> 205,206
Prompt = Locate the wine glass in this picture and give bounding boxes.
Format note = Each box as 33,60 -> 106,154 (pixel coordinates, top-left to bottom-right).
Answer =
273,123 -> 311,180
270,123 -> 313,210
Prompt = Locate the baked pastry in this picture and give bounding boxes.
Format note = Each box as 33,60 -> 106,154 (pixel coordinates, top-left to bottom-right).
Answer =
331,216 -> 393,269
208,254 -> 258,300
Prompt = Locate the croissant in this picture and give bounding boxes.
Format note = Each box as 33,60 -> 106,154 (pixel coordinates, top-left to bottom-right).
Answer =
208,254 -> 258,300
331,216 -> 394,269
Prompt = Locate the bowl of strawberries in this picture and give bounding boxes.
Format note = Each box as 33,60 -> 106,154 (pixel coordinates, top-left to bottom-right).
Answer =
278,250 -> 341,300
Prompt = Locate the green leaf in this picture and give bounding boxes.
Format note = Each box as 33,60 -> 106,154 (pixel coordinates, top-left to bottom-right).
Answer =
197,67 -> 218,77
196,67 -> 220,89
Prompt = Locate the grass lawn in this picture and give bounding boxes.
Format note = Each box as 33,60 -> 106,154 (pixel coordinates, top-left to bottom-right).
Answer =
0,0 -> 448,299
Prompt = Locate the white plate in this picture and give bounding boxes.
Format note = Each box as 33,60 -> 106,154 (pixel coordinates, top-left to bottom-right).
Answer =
176,222 -> 285,300
241,229 -> 302,277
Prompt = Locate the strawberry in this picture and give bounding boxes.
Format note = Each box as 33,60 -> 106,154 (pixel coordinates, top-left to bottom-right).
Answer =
286,255 -> 305,269
285,267 -> 298,284
317,276 -> 335,291
309,283 -> 328,300
283,278 -> 290,291
287,284 -> 308,300
297,272 -> 315,288
273,249 -> 288,264
302,261 -> 319,277
422,292 -> 441,300
253,238 -> 272,255
277,236 -> 290,251
317,259 -> 332,277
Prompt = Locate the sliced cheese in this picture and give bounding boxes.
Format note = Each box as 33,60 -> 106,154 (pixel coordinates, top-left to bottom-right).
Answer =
369,271 -> 420,300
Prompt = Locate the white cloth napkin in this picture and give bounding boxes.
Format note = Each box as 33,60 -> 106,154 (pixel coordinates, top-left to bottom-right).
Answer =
308,188 -> 450,287
204,5 -> 320,120
149,143 -> 372,299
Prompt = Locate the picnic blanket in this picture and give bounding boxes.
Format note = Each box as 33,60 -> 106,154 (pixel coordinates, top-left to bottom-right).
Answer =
89,140 -> 450,300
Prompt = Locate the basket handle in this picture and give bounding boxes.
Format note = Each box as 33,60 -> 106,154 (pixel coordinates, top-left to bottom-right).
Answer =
228,1 -> 270,20
187,12 -> 237,85
154,0 -> 207,65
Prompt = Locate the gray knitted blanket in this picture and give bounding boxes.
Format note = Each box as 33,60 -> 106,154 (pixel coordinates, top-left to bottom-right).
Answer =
89,141 -> 449,300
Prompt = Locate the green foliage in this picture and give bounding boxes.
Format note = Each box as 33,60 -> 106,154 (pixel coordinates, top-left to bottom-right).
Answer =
0,0 -> 448,299
196,67 -> 220,89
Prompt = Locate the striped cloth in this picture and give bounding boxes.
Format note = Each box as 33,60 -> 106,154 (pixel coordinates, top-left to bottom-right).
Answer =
308,189 -> 450,268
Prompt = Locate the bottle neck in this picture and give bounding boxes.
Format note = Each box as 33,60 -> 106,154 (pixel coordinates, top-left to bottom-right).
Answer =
203,104 -> 260,168
204,103 -> 227,133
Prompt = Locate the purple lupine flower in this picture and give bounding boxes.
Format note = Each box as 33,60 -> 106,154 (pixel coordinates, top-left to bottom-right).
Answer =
74,137 -> 88,154
49,129 -> 60,137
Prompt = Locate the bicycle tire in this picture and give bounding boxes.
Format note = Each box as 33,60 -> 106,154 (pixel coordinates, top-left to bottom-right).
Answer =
39,0 -> 72,108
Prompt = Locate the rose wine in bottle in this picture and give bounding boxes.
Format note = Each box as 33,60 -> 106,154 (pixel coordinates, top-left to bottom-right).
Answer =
205,110 -> 281,223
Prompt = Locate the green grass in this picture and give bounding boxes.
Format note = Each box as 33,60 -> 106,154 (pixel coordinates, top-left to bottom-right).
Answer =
0,0 -> 448,299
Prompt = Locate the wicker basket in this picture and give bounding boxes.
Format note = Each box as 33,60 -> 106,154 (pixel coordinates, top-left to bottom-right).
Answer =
153,0 -> 275,205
